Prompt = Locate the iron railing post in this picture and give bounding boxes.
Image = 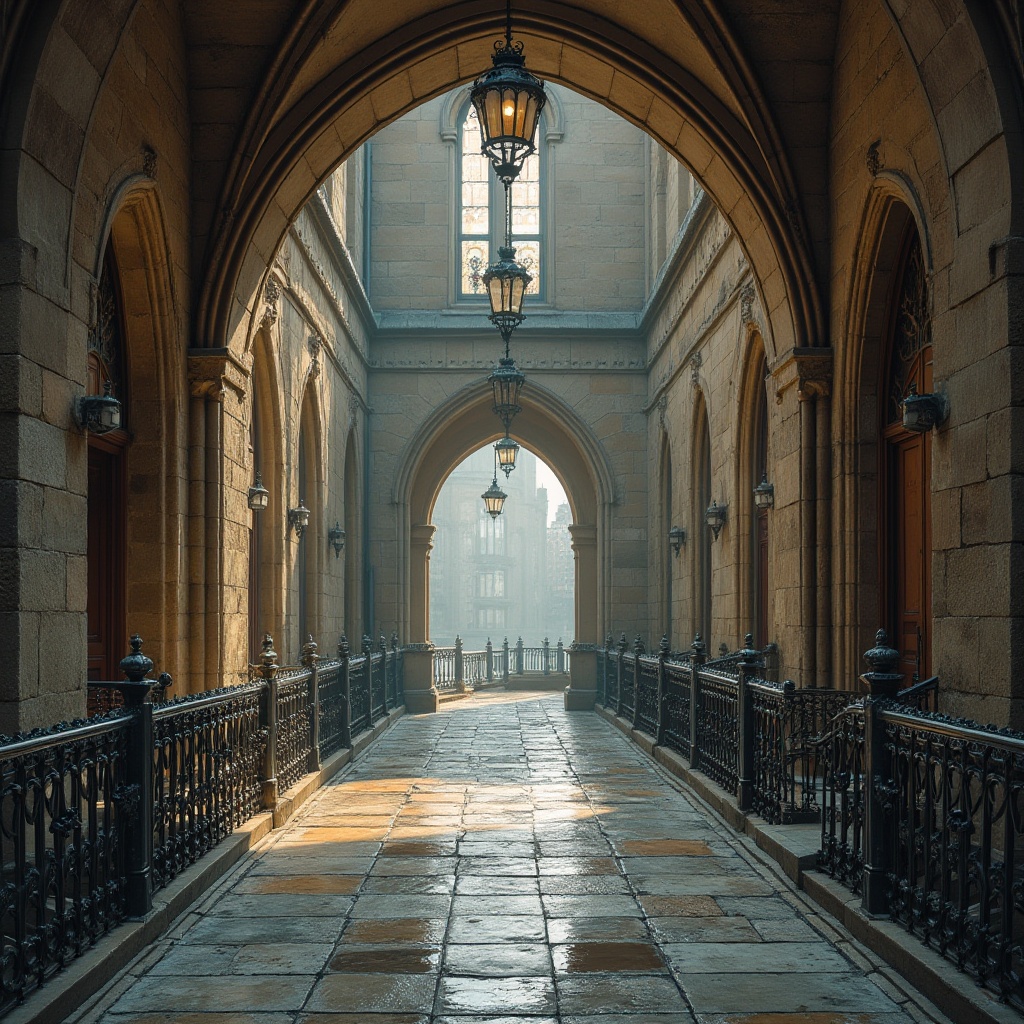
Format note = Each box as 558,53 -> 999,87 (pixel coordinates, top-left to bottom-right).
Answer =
120,636 -> 155,918
861,629 -> 903,916
302,635 -> 321,773
557,638 -> 565,673
258,634 -> 279,809
502,637 -> 510,686
689,633 -> 705,769
656,634 -> 669,746
516,636 -> 524,674
486,638 -> 493,681
380,635 -> 389,711
543,637 -> 550,675
632,635 -> 644,730
339,634 -> 352,748
455,635 -> 466,693
737,633 -> 758,811
616,632 -> 628,718
601,634 -> 613,705
391,632 -> 401,706
362,635 -> 374,720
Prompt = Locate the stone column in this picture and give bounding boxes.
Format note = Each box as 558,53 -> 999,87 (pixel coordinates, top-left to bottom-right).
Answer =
565,523 -> 598,710
409,523 -> 436,644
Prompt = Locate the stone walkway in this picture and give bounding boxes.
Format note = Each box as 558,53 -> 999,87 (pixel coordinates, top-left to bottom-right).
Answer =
71,692 -> 949,1024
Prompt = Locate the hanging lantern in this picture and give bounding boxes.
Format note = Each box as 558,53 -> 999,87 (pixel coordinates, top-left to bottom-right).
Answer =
482,475 -> 507,518
494,434 -> 520,477
470,2 -> 547,185
488,356 -> 526,430
482,245 -> 532,337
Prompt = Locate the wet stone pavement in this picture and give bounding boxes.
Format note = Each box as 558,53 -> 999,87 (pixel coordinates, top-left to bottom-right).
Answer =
71,691 -> 950,1024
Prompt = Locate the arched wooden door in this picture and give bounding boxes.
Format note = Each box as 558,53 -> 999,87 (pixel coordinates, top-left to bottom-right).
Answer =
881,227 -> 932,681
87,246 -> 129,683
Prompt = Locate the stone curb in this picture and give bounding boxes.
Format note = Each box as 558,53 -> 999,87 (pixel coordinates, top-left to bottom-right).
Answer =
7,706 -> 405,1024
594,703 -> 1018,1024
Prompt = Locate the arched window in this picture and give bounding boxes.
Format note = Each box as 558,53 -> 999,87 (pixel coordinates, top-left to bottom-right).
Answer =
695,401 -> 713,649
87,245 -> 129,687
458,101 -> 543,299
881,224 -> 932,681
751,351 -> 769,647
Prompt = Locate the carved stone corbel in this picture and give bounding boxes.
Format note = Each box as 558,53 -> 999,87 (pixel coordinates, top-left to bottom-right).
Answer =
188,348 -> 249,401
771,347 -> 833,404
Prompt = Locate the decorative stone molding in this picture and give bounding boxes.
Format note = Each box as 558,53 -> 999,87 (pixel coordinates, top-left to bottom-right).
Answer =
866,140 -> 881,177
308,332 -> 322,381
771,347 -> 833,404
259,277 -> 281,331
188,348 -> 249,401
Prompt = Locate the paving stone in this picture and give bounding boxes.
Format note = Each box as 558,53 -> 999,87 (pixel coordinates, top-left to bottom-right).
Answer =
349,894 -> 453,918
649,916 -> 760,943
107,974 -> 316,1013
444,942 -> 553,976
340,918 -> 448,944
183,915 -> 343,945
233,873 -> 362,894
436,976 -> 558,1015
556,975 -> 691,1014
305,972 -> 437,1013
328,945 -> 441,973
457,874 -> 541,895
678,972 -> 904,1014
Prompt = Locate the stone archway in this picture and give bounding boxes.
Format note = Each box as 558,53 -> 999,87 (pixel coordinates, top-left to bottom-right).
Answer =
393,379 -> 615,710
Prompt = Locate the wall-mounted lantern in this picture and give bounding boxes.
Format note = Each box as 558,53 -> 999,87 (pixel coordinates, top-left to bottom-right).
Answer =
704,499 -> 727,541
247,470 -> 269,512
76,380 -> 122,434
668,525 -> 686,557
328,520 -> 346,558
901,382 -> 948,433
288,500 -> 311,539
753,474 -> 775,511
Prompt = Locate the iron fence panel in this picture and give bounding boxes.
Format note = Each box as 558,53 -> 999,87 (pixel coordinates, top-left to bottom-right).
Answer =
0,714 -> 132,1015
636,657 -> 659,736
695,669 -> 739,794
317,660 -> 345,760
817,703 -> 866,894
151,683 -> 264,892
662,659 -> 692,759
275,670 -> 313,792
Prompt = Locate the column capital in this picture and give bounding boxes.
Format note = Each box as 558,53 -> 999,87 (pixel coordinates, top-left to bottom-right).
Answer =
410,523 -> 437,552
567,523 -> 597,552
771,346 -> 833,403
188,348 -> 249,400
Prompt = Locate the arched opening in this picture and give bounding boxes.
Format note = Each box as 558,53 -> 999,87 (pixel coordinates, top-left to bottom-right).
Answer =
693,396 -> 713,649
295,385 -> 323,656
344,429 -> 361,644
880,223 -> 932,681
397,382 -> 611,653
658,435 -> 674,644
86,243 -> 129,684
429,444 -> 572,650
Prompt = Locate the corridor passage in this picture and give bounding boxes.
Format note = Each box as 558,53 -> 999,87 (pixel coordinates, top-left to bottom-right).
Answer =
71,693 -> 947,1024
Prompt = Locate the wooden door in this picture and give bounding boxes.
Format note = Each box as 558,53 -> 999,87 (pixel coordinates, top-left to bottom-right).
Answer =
889,430 -> 930,679
87,443 -> 126,681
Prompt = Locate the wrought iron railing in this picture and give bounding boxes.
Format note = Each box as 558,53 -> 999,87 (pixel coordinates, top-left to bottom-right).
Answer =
0,712 -> 132,1015
0,628 -> 405,1017
431,637 -> 569,693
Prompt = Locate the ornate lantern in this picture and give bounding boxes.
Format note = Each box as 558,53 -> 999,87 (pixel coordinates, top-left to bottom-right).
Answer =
494,434 -> 520,477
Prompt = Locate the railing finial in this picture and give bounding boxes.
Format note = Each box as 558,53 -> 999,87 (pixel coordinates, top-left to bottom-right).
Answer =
120,634 -> 153,683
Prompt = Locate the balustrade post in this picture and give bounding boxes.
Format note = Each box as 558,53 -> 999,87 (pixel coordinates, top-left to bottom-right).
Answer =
455,635 -> 466,693
257,634 -> 279,809
120,636 -> 155,918
656,634 -> 669,746
557,639 -> 565,673
736,633 -> 758,811
502,637 -> 510,687
689,633 -> 705,769
302,635 -> 321,773
601,634 -> 613,705
861,629 -> 903,916
486,638 -> 493,681
543,637 -> 551,675
516,636 -> 524,674
632,635 -> 644,730
616,633 -> 628,718
338,634 -> 352,748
